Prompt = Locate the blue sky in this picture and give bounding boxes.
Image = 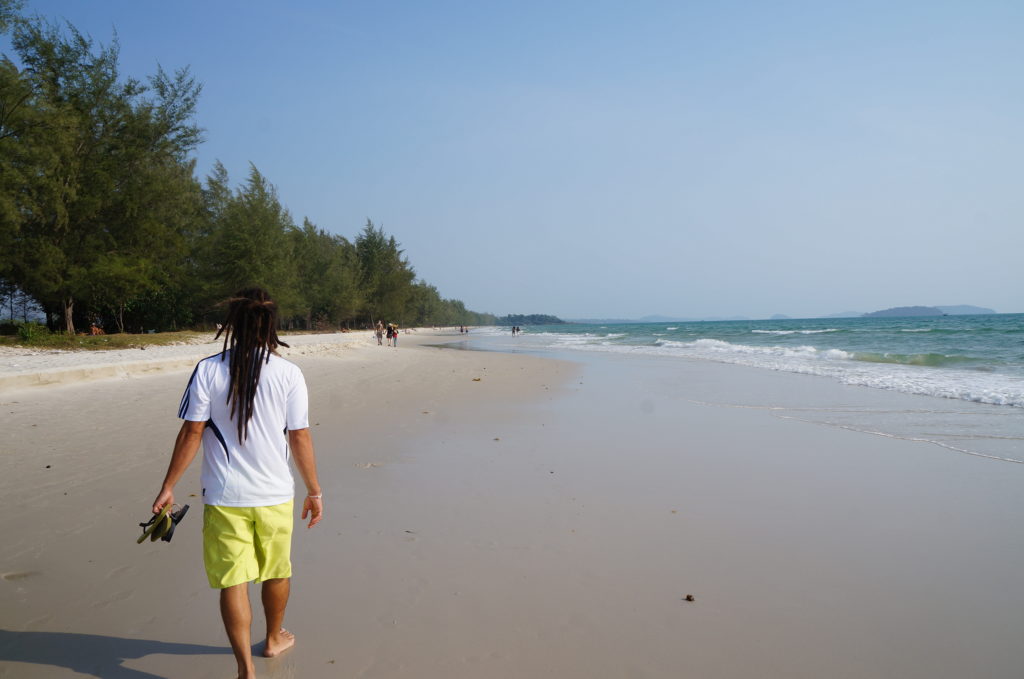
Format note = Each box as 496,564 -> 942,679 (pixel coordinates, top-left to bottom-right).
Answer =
7,0 -> 1023,318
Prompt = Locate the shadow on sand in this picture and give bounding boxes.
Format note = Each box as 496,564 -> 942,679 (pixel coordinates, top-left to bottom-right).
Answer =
0,629 -> 229,678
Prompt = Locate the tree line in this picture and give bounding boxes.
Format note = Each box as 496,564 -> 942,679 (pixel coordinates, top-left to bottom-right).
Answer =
496,314 -> 565,326
0,2 -> 495,334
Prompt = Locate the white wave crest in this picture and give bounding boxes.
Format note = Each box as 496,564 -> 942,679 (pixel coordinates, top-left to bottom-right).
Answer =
544,336 -> 1024,408
752,329 -> 839,335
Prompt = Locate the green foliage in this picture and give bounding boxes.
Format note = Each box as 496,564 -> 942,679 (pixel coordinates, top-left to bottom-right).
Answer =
0,5 -> 494,335
201,164 -> 296,310
1,10 -> 202,333
497,314 -> 565,325
0,1 -> 25,33
289,218 -> 362,328
0,328 -> 200,350
16,320 -> 46,341
355,220 -> 416,324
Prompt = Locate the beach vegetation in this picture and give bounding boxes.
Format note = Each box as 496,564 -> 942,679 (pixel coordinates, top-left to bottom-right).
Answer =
496,314 -> 565,325
0,4 -> 496,340
355,220 -> 417,326
14,319 -> 44,341
0,325 -> 202,349
1,12 -> 203,335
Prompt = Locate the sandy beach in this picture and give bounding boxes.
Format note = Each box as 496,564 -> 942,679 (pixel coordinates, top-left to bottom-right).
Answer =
2,331 -> 1023,678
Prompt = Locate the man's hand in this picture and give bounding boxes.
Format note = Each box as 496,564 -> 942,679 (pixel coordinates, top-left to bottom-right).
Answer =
302,495 -> 323,529
152,487 -> 174,514
289,427 -> 323,529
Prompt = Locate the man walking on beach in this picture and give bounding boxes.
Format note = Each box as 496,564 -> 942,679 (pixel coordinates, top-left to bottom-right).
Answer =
151,287 -> 323,679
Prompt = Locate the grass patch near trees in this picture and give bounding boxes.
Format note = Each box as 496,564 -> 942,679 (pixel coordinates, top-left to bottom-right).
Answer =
0,325 -> 204,351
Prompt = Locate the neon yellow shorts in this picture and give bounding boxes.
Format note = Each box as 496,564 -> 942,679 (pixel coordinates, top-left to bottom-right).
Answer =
202,501 -> 293,589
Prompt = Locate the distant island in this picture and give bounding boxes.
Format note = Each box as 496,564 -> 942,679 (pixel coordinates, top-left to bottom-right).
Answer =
934,305 -> 998,315
862,305 -> 996,318
863,306 -> 946,317
497,314 -> 565,325
566,305 -> 1001,324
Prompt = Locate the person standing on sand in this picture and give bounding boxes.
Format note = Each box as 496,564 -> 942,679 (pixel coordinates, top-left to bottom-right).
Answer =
375,320 -> 384,346
150,287 -> 323,679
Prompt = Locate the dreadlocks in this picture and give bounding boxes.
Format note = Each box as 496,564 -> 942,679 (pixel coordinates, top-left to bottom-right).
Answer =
214,287 -> 290,441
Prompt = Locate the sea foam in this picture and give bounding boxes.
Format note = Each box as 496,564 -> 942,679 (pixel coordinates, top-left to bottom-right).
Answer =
540,335 -> 1024,408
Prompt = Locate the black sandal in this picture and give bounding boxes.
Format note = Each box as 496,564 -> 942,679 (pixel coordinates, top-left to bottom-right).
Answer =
136,504 -> 190,544
137,505 -> 170,544
161,504 -> 190,543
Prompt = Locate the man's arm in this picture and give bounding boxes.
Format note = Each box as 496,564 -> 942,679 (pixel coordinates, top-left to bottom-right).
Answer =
289,428 -> 323,528
151,420 -> 205,514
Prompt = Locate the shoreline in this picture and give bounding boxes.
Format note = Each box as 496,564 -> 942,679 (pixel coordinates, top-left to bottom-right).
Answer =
3,333 -> 1023,678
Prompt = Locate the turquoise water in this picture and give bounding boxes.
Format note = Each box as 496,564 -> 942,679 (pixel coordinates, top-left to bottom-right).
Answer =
466,314 -> 1024,464
479,314 -> 1024,408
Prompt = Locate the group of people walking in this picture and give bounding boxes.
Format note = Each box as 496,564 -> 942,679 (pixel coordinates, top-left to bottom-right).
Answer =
375,320 -> 399,347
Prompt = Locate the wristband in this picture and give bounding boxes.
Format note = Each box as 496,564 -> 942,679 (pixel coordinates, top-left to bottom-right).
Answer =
307,493 -> 322,500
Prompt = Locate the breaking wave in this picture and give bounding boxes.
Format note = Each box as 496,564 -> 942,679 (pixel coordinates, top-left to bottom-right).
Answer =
537,335 -> 1024,408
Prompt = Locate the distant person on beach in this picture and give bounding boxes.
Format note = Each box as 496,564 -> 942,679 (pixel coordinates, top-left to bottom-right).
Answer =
375,320 -> 384,346
386,323 -> 394,346
391,324 -> 399,348
150,287 -> 323,679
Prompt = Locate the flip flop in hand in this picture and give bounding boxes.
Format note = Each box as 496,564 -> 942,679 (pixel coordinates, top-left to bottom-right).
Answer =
136,504 -> 190,544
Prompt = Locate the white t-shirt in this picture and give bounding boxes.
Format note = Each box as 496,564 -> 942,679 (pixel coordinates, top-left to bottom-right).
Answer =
178,350 -> 309,506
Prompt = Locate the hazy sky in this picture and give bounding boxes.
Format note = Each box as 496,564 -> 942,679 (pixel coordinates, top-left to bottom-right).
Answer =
8,1 -> 1023,319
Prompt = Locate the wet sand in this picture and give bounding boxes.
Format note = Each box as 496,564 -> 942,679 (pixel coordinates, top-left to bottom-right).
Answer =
2,333 -> 1023,678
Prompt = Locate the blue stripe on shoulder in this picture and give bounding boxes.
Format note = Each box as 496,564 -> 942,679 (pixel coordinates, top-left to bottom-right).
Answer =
177,365 -> 200,418
177,353 -> 222,419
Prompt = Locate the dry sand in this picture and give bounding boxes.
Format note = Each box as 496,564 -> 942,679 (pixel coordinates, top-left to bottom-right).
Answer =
2,332 -> 1023,678
0,330 -> 378,390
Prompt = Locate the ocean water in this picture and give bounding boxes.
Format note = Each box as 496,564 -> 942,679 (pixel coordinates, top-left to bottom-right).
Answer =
463,314 -> 1024,463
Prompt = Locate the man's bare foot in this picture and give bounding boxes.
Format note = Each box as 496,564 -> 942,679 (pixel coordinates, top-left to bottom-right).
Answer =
263,628 -> 296,657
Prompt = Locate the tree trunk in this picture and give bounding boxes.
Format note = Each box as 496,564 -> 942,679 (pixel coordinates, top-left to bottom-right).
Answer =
63,296 -> 75,334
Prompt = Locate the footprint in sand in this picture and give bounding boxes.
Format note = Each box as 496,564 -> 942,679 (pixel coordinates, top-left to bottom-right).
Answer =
106,565 -> 135,579
24,613 -> 54,627
95,589 -> 133,608
2,571 -> 40,581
